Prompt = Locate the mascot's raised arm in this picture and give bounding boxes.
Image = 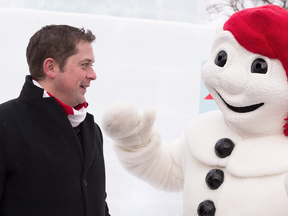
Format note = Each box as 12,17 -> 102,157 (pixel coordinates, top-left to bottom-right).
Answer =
102,5 -> 288,216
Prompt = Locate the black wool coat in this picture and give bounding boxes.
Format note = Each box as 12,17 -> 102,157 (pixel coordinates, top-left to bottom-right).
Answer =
0,76 -> 110,216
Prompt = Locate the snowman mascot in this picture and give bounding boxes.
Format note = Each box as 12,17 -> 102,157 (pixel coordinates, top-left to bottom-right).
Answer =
102,5 -> 288,216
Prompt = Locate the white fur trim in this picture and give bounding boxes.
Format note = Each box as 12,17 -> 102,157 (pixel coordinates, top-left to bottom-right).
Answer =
186,110 -> 288,177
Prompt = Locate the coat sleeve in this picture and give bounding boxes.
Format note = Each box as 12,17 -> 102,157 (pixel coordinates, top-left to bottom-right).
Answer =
0,145 -> 7,203
112,128 -> 187,193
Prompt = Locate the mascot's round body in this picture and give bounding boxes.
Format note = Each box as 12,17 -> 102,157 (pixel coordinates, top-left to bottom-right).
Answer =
182,111 -> 288,215
102,5 -> 288,216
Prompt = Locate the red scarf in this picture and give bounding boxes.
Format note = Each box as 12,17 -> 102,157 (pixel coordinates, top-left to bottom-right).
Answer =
33,80 -> 87,127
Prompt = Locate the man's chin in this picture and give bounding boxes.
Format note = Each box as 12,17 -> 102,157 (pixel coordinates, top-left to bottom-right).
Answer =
76,97 -> 86,106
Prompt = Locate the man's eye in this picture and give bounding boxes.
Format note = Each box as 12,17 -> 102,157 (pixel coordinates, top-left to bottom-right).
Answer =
82,63 -> 88,68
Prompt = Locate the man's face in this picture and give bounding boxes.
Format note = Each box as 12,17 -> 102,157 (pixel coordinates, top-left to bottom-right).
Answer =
52,40 -> 96,107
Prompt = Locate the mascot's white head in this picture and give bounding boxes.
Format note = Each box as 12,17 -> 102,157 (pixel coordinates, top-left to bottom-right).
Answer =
201,5 -> 288,138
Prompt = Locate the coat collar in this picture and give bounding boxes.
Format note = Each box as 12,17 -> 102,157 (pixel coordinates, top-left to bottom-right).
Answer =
18,75 -> 97,173
18,75 -> 45,101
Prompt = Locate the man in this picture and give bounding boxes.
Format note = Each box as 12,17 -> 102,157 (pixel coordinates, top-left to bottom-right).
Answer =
0,25 -> 110,216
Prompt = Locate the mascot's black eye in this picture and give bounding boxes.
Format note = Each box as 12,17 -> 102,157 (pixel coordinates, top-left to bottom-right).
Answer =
214,51 -> 227,67
251,58 -> 267,74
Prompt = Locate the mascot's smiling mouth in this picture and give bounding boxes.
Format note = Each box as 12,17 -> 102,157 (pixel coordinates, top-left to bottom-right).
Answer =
218,93 -> 264,113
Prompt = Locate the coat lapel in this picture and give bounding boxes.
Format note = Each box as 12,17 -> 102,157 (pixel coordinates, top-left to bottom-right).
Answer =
81,114 -> 97,176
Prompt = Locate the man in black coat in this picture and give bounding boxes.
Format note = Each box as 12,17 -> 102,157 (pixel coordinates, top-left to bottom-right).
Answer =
0,25 -> 110,216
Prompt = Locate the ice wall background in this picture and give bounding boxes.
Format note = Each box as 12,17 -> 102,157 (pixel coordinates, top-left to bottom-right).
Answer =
0,1 -> 219,215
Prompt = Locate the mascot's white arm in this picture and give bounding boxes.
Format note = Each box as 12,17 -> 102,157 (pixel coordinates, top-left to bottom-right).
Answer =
101,101 -> 185,192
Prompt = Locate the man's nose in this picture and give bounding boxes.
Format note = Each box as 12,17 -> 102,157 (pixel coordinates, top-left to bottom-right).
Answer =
87,67 -> 97,80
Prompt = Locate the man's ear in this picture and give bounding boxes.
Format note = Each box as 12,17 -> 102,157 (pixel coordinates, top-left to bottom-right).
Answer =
43,58 -> 57,79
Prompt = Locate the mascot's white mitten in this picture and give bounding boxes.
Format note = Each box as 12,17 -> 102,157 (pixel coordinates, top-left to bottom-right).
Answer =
102,101 -> 184,192
101,101 -> 158,150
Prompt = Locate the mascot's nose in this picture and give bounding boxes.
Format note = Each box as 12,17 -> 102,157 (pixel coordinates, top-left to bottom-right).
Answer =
220,66 -> 246,95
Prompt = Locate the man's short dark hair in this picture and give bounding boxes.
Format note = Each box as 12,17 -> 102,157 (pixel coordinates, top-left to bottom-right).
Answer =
26,25 -> 96,80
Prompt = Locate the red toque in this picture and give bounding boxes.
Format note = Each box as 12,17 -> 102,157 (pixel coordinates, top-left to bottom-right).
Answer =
223,4 -> 288,77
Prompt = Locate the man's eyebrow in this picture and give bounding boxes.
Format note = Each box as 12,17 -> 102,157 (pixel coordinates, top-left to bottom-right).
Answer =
81,58 -> 95,63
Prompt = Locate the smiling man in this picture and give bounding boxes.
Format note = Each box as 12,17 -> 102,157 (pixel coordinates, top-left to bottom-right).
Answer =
0,25 -> 110,216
